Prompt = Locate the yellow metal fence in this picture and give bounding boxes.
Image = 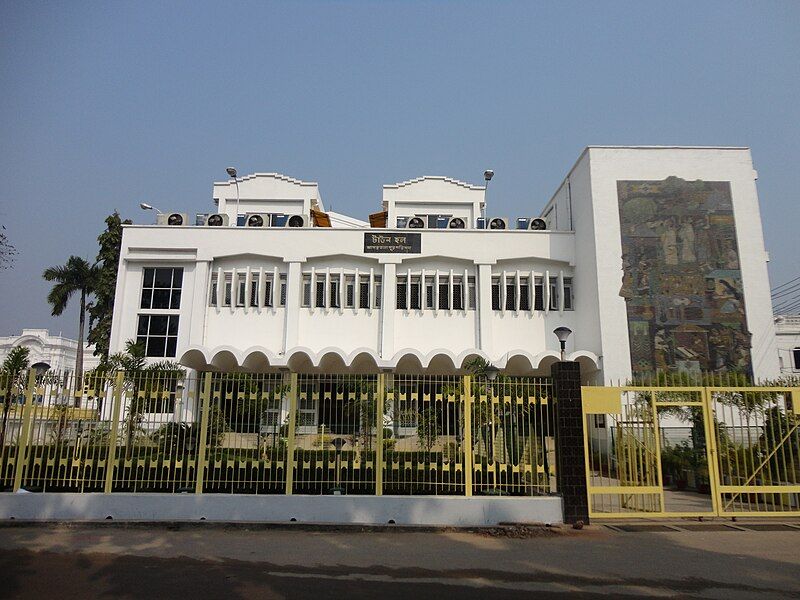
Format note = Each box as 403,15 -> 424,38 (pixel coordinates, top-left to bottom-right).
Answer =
0,370 -> 556,497
583,384 -> 800,518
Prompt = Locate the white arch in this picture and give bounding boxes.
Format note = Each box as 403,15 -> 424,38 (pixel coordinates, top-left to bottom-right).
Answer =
314,346 -> 349,368
456,349 -> 490,369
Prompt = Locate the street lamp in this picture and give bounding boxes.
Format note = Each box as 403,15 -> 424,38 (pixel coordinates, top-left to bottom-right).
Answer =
484,363 -> 500,381
482,169 -> 494,222
227,167 -> 240,226
553,327 -> 572,361
139,202 -> 163,214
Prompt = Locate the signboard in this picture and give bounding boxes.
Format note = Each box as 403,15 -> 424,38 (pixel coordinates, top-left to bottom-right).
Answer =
363,232 -> 421,254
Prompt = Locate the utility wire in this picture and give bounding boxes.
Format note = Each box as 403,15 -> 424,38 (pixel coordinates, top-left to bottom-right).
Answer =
771,282 -> 800,300
771,275 -> 800,293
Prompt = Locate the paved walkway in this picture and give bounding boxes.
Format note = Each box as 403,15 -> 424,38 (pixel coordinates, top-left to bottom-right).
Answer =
1,522 -> 799,598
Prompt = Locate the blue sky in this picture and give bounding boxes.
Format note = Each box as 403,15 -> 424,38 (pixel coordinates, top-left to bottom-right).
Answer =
1,1 -> 799,338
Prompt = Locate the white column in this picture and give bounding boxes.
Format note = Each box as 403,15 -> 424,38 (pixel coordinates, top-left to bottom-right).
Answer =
380,262 -> 397,360
244,266 -> 252,314
544,269 -> 550,314
476,262 -> 494,356
283,261 -> 303,352
189,260 -> 211,349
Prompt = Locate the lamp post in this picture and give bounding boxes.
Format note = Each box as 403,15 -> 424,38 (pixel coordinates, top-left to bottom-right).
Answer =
482,169 -> 494,222
226,167 -> 240,226
553,327 -> 572,361
139,203 -> 163,214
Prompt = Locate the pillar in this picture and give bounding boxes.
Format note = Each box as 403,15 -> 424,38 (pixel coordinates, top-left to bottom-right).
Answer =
551,360 -> 589,525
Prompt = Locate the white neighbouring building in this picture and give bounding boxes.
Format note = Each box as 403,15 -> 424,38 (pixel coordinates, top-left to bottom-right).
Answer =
108,146 -> 780,385
0,329 -> 100,373
774,315 -> 800,376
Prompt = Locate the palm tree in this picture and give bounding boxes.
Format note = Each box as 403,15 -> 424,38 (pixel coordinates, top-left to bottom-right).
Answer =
0,346 -> 30,448
43,256 -> 99,402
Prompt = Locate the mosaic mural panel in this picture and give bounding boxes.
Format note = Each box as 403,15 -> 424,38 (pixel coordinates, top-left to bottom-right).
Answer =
617,177 -> 752,377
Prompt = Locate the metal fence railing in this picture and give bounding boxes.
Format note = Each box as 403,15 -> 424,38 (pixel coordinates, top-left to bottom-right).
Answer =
0,369 -> 556,497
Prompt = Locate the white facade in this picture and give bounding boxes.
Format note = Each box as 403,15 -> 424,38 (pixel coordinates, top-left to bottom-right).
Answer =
774,315 -> 800,376
0,329 -> 100,373
108,147 -> 780,383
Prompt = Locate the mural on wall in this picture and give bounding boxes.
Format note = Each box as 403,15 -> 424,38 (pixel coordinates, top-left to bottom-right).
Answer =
617,177 -> 752,377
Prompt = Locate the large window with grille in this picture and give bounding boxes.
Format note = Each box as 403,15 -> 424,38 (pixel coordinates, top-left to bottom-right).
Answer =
140,268 -> 183,310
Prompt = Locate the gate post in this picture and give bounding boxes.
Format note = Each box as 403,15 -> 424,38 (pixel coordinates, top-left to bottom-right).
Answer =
375,374 -> 385,496
194,372 -> 212,494
284,372 -> 298,495
12,370 -> 36,493
551,361 -> 589,525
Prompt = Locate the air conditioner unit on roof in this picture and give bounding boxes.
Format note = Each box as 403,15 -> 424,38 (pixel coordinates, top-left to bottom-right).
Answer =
245,213 -> 269,227
205,213 -> 229,226
405,216 -> 426,229
488,217 -> 509,230
529,218 -> 547,231
446,217 -> 466,229
284,214 -> 307,228
157,213 -> 188,226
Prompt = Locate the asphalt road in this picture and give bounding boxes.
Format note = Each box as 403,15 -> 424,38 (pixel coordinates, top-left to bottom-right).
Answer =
1,522 -> 799,599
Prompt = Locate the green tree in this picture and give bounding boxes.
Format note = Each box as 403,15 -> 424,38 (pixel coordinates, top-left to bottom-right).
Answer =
88,212 -> 131,361
0,346 -> 30,447
43,256 -> 99,399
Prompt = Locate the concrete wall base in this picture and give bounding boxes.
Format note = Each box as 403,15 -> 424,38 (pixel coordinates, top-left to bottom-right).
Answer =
0,493 -> 563,526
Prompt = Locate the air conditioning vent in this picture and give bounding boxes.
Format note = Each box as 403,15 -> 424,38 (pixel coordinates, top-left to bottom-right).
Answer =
246,213 -> 269,227
157,213 -> 188,226
285,214 -> 307,228
406,216 -> 426,229
205,213 -> 228,226
530,218 -> 547,231
447,217 -> 466,229
488,217 -> 508,230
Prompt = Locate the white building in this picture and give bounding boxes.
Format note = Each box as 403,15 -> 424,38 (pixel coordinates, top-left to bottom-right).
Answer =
108,146 -> 780,384
0,329 -> 100,373
774,315 -> 800,376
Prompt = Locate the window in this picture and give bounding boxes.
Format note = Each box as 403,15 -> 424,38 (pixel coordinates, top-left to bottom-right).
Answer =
425,276 -> 435,309
264,277 -> 273,307
374,276 -> 382,308
564,277 -> 573,310
279,274 -> 287,306
237,277 -> 246,307
209,273 -> 218,307
468,277 -> 476,310
141,267 -> 183,310
410,276 -> 422,310
549,276 -> 559,310
438,279 -> 449,309
505,276 -> 516,310
223,277 -> 232,307
794,348 -> 800,370
396,276 -> 408,310
534,277 -> 544,310
520,277 -> 530,311
329,275 -> 340,308
298,396 -> 317,430
315,275 -> 325,308
345,275 -> 355,308
249,276 -> 259,307
137,314 -> 179,358
359,275 -> 370,309
302,275 -> 312,307
453,276 -> 464,310
491,277 -> 501,310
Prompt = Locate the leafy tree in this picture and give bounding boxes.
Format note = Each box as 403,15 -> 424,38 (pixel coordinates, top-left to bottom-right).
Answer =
43,256 -> 99,399
92,339 -> 186,455
0,224 -> 17,270
0,346 -> 30,447
88,212 -> 131,361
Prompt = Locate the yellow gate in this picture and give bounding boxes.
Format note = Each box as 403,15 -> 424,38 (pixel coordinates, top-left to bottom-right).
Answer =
582,385 -> 800,518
